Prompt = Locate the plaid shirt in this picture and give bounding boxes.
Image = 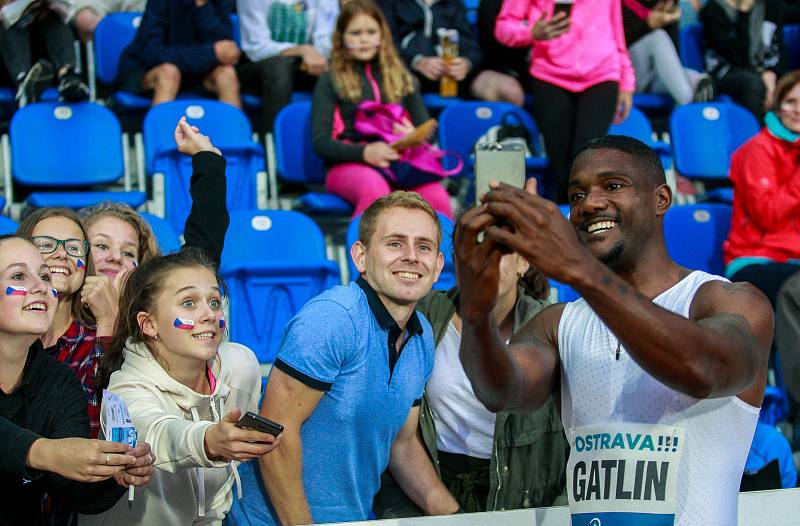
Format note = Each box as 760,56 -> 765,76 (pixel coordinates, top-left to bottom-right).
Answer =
46,321 -> 110,439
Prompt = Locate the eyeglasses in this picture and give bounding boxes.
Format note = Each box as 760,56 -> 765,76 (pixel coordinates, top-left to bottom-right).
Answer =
31,236 -> 89,257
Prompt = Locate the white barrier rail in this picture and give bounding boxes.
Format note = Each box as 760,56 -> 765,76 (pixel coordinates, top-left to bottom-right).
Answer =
323,488 -> 800,526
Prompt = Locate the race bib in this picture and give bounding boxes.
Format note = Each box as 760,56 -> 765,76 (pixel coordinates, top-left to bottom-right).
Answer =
567,423 -> 685,526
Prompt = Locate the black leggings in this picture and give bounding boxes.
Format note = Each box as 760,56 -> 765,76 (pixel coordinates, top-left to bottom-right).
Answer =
531,79 -> 619,203
0,11 -> 75,83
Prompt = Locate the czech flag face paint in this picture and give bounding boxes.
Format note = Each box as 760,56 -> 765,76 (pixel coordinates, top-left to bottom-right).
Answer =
219,318 -> 226,329
51,288 -> 58,298
76,259 -> 85,269
6,286 -> 28,296
173,317 -> 195,330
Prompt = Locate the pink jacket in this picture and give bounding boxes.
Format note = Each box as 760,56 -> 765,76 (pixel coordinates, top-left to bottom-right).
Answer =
495,0 -> 635,93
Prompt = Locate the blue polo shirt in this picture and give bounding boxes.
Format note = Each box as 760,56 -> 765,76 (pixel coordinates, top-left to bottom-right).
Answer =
227,278 -> 434,525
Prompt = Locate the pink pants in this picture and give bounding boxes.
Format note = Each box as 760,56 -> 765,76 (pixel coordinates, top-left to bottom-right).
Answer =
325,162 -> 453,219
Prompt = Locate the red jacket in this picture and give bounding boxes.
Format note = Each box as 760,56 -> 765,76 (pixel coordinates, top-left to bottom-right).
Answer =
724,128 -> 800,264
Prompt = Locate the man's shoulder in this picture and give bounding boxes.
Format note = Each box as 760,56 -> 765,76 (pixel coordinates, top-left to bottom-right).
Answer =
292,282 -> 368,330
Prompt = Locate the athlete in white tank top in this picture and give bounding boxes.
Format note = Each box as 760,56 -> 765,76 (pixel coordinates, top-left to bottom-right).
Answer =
452,138 -> 773,526
559,271 -> 760,526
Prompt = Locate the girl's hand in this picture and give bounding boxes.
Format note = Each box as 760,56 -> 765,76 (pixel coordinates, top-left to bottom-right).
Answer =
363,142 -> 400,168
531,12 -> 570,41
174,117 -> 221,156
27,438 -> 135,483
414,57 -> 446,81
204,408 -> 280,462
392,118 -> 415,137
81,276 -> 120,334
614,91 -> 633,124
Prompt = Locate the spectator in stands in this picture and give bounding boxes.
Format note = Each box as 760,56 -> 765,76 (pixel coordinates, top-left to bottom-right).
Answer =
0,2 -> 89,107
71,0 -> 147,42
724,70 -> 800,306
14,118 -> 230,441
379,0 -> 514,104
116,0 -> 242,107
623,0 -> 714,104
81,248 -> 276,524
0,235 -> 154,524
495,0 -> 634,203
456,135 -> 773,524
701,0 -> 782,119
374,242 -> 568,517
311,0 -> 452,217
227,191 -> 459,525
474,0 -> 533,107
238,0 -> 339,133
776,272 -> 800,410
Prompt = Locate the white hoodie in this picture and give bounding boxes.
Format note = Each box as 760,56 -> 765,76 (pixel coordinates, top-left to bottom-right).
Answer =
79,338 -> 262,525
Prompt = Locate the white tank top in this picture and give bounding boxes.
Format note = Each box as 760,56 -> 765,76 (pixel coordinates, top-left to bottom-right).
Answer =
427,321 -> 496,459
558,271 -> 760,526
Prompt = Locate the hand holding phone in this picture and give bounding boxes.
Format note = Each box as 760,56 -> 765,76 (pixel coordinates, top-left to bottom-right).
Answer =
474,142 -> 526,206
236,411 -> 284,437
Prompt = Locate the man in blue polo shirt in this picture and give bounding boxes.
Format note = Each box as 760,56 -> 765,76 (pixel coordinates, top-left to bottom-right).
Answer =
227,191 -> 460,525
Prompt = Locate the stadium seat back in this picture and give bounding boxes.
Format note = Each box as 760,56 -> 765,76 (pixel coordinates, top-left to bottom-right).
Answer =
220,210 -> 341,363
669,102 -> 760,180
94,12 -> 142,85
139,212 -> 181,254
11,102 -> 124,186
345,211 -> 455,290
784,24 -> 800,70
0,215 -> 18,235
679,23 -> 705,71
143,100 -> 264,232
609,106 -> 654,144
664,203 -> 732,275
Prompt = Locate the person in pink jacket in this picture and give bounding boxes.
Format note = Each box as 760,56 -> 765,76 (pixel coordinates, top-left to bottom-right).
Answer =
495,0 -> 634,202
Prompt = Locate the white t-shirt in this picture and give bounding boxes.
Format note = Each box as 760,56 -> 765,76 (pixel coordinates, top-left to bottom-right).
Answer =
426,321 -> 497,459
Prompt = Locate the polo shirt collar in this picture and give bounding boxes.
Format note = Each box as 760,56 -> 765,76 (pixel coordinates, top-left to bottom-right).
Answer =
356,276 -> 423,337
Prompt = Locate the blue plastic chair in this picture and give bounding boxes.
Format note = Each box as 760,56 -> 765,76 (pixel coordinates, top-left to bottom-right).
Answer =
220,210 -> 341,363
345,211 -> 456,290
143,99 -> 265,233
139,212 -> 181,254
272,101 -> 353,215
670,102 -> 760,181
0,214 -> 18,235
663,203 -> 732,275
744,422 -> 798,489
784,24 -> 800,70
609,106 -> 672,168
438,101 -> 549,178
679,23 -> 705,71
632,93 -> 674,114
10,102 -> 145,209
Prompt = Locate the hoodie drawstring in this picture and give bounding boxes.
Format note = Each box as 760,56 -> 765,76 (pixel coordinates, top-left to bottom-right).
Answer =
211,396 -> 243,499
190,406 -> 206,517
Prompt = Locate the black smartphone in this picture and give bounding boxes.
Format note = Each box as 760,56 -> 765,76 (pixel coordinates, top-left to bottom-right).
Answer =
474,142 -> 526,206
236,411 -> 284,437
553,1 -> 573,18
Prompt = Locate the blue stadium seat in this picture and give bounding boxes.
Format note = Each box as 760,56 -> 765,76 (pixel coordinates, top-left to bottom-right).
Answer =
220,210 -> 341,363
143,99 -> 265,233
10,102 -> 145,209
632,93 -> 674,114
549,205 -> 580,302
784,24 -> 800,70
272,101 -> 353,215
663,203 -> 732,275
744,422 -> 798,490
609,106 -> 672,168
679,23 -> 705,71
92,12 -> 153,110
463,0 -> 479,25
0,214 -> 17,234
438,101 -> 549,178
345,211 -> 456,290
669,102 -> 760,181
422,94 -> 465,113
139,211 -> 181,254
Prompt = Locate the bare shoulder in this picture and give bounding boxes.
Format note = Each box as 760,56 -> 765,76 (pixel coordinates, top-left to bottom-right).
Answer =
511,302 -> 567,349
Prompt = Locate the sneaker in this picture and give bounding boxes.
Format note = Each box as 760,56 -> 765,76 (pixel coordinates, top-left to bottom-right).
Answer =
14,59 -> 55,108
692,75 -> 715,103
57,69 -> 89,102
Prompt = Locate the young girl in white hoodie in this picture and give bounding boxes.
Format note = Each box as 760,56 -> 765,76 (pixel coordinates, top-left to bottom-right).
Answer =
84,248 -> 278,525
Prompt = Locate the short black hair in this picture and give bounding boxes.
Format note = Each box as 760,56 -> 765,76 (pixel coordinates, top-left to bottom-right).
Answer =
574,135 -> 666,188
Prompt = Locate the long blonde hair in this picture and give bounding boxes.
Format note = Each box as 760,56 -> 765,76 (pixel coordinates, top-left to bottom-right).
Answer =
330,0 -> 416,103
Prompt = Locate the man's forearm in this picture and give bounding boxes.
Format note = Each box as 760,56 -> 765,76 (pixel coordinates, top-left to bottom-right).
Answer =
259,431 -> 312,525
389,431 -> 459,515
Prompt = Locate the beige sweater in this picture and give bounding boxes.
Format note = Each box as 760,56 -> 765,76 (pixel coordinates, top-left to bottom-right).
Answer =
80,338 -> 261,525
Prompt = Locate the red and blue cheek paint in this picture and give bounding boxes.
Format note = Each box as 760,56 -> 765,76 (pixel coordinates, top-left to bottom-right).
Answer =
173,317 -> 195,330
219,318 -> 226,329
51,288 -> 58,298
5,286 -> 28,296
76,259 -> 85,270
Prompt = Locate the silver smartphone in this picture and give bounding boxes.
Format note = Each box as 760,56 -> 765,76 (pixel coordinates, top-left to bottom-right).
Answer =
474,142 -> 526,205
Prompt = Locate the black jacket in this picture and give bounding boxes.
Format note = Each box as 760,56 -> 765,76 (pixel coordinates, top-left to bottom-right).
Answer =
184,151 -> 229,266
0,342 -> 124,525
378,0 -> 482,71
117,0 -> 234,77
622,0 -> 680,48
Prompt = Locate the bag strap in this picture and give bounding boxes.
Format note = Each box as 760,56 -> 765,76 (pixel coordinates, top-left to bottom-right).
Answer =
436,150 -> 464,176
365,62 -> 382,103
